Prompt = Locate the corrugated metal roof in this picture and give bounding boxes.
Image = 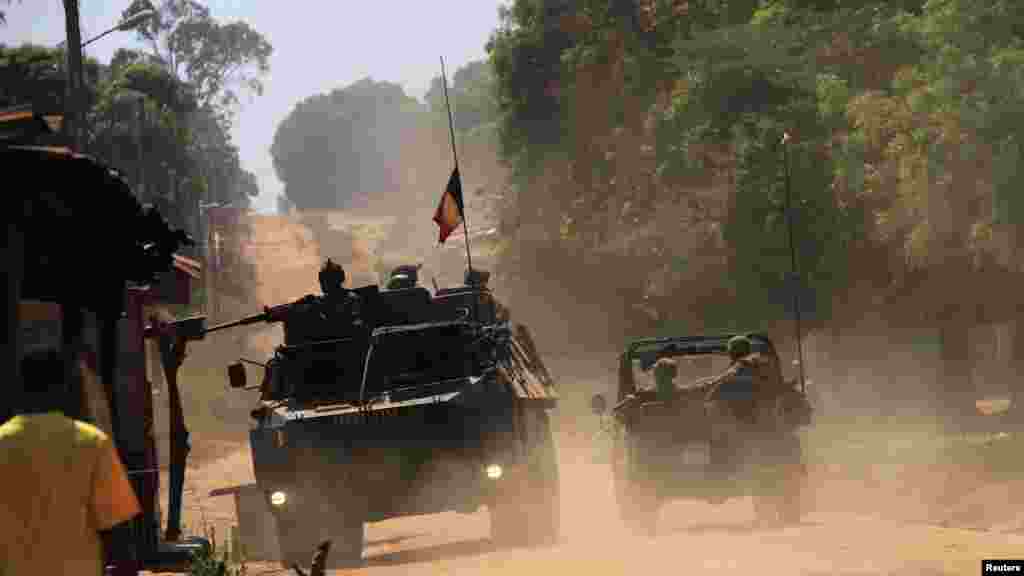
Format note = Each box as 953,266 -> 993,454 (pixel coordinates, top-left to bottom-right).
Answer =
208,483 -> 257,498
172,254 -> 201,279
0,105 -> 63,145
4,145 -> 75,156
0,109 -> 34,123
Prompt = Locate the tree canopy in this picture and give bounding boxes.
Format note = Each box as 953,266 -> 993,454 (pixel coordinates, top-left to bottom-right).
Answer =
424,59 -> 499,134
121,0 -> 272,117
482,0 -> 1024,408
270,78 -> 425,211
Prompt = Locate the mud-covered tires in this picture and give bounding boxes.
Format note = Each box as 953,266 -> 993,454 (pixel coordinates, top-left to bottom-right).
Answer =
490,405 -> 560,548
612,431 -> 658,537
753,471 -> 804,526
752,434 -> 807,527
274,488 -> 364,570
274,513 -> 311,569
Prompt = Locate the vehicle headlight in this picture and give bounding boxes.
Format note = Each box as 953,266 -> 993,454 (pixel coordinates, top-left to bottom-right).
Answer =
270,490 -> 287,507
485,464 -> 503,480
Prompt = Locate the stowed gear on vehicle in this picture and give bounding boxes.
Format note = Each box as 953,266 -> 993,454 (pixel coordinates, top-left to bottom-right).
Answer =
220,263 -> 560,568
591,333 -> 812,536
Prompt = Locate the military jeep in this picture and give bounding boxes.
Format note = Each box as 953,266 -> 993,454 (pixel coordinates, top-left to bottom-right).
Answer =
590,333 -> 812,535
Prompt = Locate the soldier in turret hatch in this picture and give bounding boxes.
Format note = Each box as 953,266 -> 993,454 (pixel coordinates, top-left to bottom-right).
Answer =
283,259 -> 361,344
317,259 -> 362,324
385,265 -> 420,290
318,259 -> 346,297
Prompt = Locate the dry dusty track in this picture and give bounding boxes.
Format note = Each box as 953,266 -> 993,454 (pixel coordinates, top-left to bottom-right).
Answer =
323,509 -> 1021,576
177,209 -> 1024,574
223,443 -> 1024,576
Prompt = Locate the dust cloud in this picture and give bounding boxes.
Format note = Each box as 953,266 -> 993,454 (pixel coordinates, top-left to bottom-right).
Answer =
168,114 -> 1024,564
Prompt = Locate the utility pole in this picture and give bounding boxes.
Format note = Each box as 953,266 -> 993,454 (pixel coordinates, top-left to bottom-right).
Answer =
136,98 -> 146,201
62,0 -> 85,151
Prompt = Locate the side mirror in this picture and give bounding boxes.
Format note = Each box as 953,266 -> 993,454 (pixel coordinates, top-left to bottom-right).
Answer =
591,393 -> 607,416
227,362 -> 247,389
174,315 -> 208,340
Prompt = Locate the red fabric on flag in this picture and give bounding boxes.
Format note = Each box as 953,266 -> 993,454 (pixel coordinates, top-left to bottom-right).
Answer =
433,168 -> 464,243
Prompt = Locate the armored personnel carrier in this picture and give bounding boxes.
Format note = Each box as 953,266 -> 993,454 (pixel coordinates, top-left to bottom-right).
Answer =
590,333 -> 811,535
221,269 -> 559,567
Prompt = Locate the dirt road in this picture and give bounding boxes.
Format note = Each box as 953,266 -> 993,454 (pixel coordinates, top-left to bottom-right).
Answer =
215,440 -> 1023,576
232,493 -> 1021,576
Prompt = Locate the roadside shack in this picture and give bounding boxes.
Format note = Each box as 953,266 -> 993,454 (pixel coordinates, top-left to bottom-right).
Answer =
1,105 -> 207,575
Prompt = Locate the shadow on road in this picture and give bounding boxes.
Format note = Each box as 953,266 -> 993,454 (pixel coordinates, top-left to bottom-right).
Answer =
365,533 -> 426,548
364,537 -> 496,567
667,520 -> 823,536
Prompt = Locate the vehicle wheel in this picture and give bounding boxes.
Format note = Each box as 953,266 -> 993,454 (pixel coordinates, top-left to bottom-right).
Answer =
613,431 -> 657,537
275,490 -> 364,570
490,405 -> 561,548
753,435 -> 806,527
776,460 -> 808,525
322,480 -> 366,569
323,510 -> 364,569
274,508 -> 313,569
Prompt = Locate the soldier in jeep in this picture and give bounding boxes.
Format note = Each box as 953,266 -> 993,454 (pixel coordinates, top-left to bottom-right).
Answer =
704,336 -> 788,482
652,357 -> 678,401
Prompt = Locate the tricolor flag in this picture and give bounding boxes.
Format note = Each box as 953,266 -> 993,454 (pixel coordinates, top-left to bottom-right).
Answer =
433,167 -> 464,243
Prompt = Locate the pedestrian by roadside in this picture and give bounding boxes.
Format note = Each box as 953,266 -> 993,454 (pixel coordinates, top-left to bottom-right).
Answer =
0,347 -> 141,575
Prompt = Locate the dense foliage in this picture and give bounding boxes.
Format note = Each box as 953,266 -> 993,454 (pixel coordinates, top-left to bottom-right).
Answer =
2,1 -> 268,227
480,0 -> 1024,410
122,0 -> 272,116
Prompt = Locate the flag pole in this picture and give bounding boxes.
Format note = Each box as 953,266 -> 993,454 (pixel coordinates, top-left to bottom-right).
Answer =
441,56 -> 473,273
781,131 -> 806,394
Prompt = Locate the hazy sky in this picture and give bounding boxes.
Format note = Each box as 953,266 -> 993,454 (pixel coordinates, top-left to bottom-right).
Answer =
1,1 -> 507,213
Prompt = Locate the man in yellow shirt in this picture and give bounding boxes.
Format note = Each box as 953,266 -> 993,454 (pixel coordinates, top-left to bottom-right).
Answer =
0,348 -> 142,576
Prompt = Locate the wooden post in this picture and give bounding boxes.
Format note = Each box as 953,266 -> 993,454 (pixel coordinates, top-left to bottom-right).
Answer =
4,222 -> 24,423
135,99 -> 145,201
62,0 -> 85,150
62,304 -> 84,419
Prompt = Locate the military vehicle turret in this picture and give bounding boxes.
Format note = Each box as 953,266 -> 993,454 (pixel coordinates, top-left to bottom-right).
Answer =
222,266 -> 559,568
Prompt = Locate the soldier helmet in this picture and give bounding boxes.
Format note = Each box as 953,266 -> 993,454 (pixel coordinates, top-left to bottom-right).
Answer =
727,335 -> 753,360
386,264 -> 420,290
318,259 -> 346,294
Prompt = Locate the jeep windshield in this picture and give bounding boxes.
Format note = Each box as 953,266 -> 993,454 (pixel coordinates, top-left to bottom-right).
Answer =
629,355 -> 732,392
625,334 -> 777,392
360,320 -> 482,401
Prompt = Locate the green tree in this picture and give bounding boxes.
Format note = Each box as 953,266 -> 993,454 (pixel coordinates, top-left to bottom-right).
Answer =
425,59 -> 499,134
484,0 -> 1024,415
0,44 -> 87,113
270,78 -> 425,211
117,0 -> 272,216
121,0 -> 272,114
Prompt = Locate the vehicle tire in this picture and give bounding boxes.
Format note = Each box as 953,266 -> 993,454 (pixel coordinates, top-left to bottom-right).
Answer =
322,477 -> 366,569
274,514 -> 310,569
776,456 -> 808,526
753,434 -> 806,527
612,430 -> 657,537
275,489 -> 365,570
323,510 -> 364,569
274,496 -> 321,570
753,471 -> 803,526
490,404 -> 561,548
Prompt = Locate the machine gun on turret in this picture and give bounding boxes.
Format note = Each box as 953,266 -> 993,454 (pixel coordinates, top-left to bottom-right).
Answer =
139,299 -> 323,546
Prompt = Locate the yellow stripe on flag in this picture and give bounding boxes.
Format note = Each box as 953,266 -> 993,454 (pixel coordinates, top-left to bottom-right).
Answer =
433,168 -> 465,243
